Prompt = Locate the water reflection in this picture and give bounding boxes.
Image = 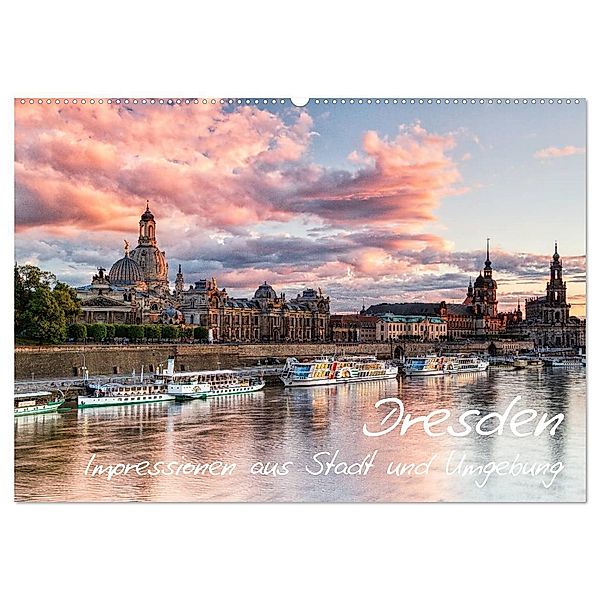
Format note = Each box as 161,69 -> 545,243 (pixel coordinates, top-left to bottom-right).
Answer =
14,369 -> 586,502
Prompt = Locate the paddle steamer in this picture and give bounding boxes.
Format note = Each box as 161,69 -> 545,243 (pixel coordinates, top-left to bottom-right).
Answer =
280,355 -> 398,387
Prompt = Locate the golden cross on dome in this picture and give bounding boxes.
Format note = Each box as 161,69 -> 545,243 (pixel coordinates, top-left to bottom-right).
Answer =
124,240 -> 130,255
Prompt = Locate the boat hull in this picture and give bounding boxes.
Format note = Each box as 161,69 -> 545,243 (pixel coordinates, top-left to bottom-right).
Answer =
14,399 -> 65,417
205,382 -> 266,396
281,372 -> 397,387
445,364 -> 489,374
168,383 -> 210,399
77,393 -> 175,408
404,369 -> 445,377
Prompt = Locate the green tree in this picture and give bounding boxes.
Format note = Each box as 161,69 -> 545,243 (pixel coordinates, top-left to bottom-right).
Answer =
105,324 -> 116,340
15,264 -> 83,345
68,323 -> 87,341
115,324 -> 130,339
53,281 -> 81,322
129,325 -> 145,341
161,325 -> 177,340
21,287 -> 66,344
193,326 -> 208,341
145,324 -> 161,341
15,264 -> 57,337
88,323 -> 107,342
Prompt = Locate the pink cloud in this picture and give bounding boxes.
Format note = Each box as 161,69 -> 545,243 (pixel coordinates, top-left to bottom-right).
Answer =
15,102 -> 478,309
15,104 -> 462,237
534,145 -> 585,159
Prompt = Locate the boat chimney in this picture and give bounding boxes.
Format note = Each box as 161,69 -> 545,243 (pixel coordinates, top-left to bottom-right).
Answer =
166,357 -> 175,376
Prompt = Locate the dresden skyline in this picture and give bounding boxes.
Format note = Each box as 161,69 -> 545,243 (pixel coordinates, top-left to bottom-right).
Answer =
14,98 -> 586,315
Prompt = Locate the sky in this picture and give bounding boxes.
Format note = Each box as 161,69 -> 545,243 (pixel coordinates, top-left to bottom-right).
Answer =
14,98 -> 587,316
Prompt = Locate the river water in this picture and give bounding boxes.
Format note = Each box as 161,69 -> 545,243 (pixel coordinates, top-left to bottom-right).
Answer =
14,368 -> 586,502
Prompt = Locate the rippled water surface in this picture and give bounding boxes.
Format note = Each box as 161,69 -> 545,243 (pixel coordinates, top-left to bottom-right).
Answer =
14,369 -> 586,502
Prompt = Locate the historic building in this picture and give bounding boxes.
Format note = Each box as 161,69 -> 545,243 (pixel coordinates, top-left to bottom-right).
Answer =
461,239 -> 505,335
179,278 -> 330,343
365,240 -> 522,339
511,243 -> 586,348
330,314 -> 378,342
76,203 -> 179,325
376,314 -> 447,342
75,203 -> 330,341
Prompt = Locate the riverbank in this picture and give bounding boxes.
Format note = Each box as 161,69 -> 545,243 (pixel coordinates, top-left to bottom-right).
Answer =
14,339 -> 534,380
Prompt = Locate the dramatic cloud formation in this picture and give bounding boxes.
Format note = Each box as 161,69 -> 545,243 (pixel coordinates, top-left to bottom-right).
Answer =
534,145 -> 585,159
14,100 -> 586,315
15,103 -> 462,238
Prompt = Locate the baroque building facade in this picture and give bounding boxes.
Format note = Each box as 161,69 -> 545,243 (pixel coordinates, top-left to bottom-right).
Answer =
75,204 -> 330,341
366,241 -> 520,339
178,278 -> 330,343
330,314 -> 378,342
76,203 -> 182,325
510,243 -> 585,349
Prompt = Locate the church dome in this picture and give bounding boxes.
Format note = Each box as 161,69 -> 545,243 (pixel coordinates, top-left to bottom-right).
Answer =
254,282 -> 278,299
129,245 -> 168,284
109,254 -> 143,286
141,202 -> 154,222
474,273 -> 485,286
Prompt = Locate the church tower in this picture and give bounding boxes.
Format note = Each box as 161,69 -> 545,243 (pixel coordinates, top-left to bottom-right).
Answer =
175,264 -> 185,299
463,277 -> 474,305
129,201 -> 169,294
138,201 -> 157,246
543,241 -> 570,324
472,238 -> 498,318
483,237 -> 492,279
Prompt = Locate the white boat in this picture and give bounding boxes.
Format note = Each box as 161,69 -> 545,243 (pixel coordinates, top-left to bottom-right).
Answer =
547,356 -> 583,368
167,375 -> 211,399
168,371 -> 264,397
403,355 -> 448,377
157,358 -> 265,397
78,382 -> 175,408
444,355 -> 489,373
14,390 -> 65,417
280,355 -> 398,387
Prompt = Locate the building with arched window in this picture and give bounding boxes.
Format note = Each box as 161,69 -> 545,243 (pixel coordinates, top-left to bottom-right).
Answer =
515,243 -> 586,349
76,203 -> 179,325
75,203 -> 331,339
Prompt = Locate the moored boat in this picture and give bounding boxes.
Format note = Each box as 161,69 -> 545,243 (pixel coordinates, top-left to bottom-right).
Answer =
14,390 -> 65,417
513,357 -> 544,369
156,358 -> 265,397
171,370 -> 264,397
166,374 -> 211,399
546,356 -> 583,368
280,355 -> 398,387
155,358 -> 265,399
403,355 -> 448,377
443,355 -> 490,373
78,382 -> 175,408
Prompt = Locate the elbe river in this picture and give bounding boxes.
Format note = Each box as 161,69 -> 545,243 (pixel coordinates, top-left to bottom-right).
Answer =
14,368 -> 586,502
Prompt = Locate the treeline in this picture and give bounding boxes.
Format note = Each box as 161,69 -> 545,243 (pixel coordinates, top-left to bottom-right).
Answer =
68,323 -> 208,343
15,264 -> 81,344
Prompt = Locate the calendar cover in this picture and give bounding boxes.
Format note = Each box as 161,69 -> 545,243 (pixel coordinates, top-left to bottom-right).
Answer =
14,98 -> 586,502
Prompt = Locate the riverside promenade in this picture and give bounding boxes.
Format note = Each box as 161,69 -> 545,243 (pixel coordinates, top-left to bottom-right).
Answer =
14,339 -> 534,381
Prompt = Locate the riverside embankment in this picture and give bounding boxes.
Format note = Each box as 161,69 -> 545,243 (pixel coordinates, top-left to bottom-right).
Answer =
14,339 -> 533,381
